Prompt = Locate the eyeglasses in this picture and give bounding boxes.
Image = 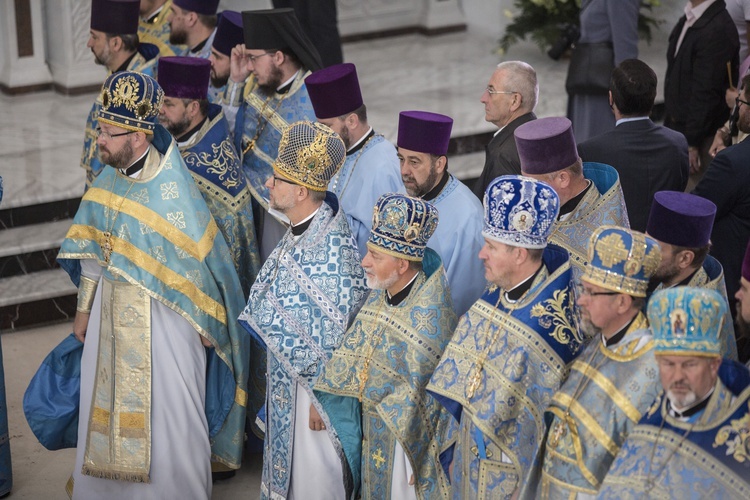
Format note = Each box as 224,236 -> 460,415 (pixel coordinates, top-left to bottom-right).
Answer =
736,96 -> 750,108
574,284 -> 620,297
485,87 -> 517,96
96,127 -> 134,140
272,175 -> 299,187
247,52 -> 275,63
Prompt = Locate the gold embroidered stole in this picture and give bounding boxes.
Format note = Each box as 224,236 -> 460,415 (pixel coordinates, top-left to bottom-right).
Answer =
82,276 -> 153,482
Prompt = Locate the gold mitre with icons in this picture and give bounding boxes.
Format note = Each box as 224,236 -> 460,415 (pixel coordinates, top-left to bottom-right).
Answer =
582,225 -> 661,297
98,71 -> 164,134
648,287 -> 726,357
273,121 -> 346,191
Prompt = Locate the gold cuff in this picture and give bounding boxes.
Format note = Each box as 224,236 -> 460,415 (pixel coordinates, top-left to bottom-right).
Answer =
77,276 -> 98,313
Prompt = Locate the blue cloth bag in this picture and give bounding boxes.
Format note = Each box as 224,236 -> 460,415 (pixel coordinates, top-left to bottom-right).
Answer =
23,333 -> 83,450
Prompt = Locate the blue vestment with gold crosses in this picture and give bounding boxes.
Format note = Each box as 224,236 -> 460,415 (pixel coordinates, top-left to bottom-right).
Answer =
427,244 -> 583,500
232,71 -> 317,207
598,359 -> 750,499
314,249 -> 458,500
179,103 -> 261,297
238,194 -> 369,500
648,255 -> 738,361
551,162 -> 630,280
137,0 -> 187,58
59,126 -> 250,470
521,315 -> 661,498
80,46 -> 159,188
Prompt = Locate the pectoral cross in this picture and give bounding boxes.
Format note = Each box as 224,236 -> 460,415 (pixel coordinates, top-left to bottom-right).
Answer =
243,139 -> 256,156
372,448 -> 386,469
549,420 -> 567,449
465,365 -> 484,400
272,391 -> 289,410
102,232 -> 113,263
273,457 -> 287,479
358,359 -> 371,402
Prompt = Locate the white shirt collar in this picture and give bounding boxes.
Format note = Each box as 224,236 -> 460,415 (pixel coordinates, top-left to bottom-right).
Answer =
294,207 -> 319,227
347,126 -> 373,153
277,70 -> 299,92
615,116 -> 650,126
685,0 -> 717,26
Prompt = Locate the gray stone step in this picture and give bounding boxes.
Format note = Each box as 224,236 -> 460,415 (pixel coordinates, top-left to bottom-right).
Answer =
0,219 -> 72,258
0,268 -> 76,309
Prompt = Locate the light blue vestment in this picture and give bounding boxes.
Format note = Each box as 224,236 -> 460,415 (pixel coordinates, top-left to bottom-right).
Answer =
427,245 -> 584,499
328,132 -> 403,260
551,162 -> 630,280
186,28 -> 216,61
598,360 -> 750,499
208,82 -> 227,105
428,175 -> 486,317
315,250 -> 457,500
59,126 -> 251,469
522,315 -> 660,498
233,71 -> 317,207
238,194 -> 369,500
80,45 -> 159,188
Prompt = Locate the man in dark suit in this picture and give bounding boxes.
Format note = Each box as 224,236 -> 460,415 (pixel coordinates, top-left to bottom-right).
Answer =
693,73 -> 750,323
664,0 -> 738,186
578,59 -> 689,231
472,61 -> 537,199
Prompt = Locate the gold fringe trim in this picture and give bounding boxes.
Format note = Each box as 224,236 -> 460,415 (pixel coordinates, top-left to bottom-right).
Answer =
81,464 -> 151,483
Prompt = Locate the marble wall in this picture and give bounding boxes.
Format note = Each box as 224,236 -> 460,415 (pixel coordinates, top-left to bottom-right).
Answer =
0,0 -> 51,93
0,0 -> 465,94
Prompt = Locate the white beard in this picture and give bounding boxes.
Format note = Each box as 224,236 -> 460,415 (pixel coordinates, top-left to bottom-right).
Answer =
364,268 -> 400,291
667,388 -> 697,411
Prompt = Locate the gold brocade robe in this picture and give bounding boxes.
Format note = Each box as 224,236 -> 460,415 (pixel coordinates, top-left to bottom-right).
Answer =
523,313 -> 661,498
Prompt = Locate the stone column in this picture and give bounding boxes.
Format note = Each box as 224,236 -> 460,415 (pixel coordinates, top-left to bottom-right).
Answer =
0,0 -> 53,94
43,0 -> 106,95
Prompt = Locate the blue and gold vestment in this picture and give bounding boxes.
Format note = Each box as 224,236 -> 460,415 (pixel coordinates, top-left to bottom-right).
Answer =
427,244 -> 583,499
238,194 -> 369,500
598,360 -> 750,499
80,46 -> 159,188
59,126 -> 251,471
551,162 -> 630,280
233,71 -> 317,207
523,314 -> 660,498
314,249 -> 457,500
179,104 -> 264,434
179,103 -> 261,297
137,0 -> 187,58
649,255 -> 738,361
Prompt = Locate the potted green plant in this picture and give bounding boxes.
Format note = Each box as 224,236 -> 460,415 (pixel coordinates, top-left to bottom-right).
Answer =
498,0 -> 662,56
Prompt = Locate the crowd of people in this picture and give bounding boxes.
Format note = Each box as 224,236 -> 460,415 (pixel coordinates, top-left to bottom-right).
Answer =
17,0 -> 750,498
